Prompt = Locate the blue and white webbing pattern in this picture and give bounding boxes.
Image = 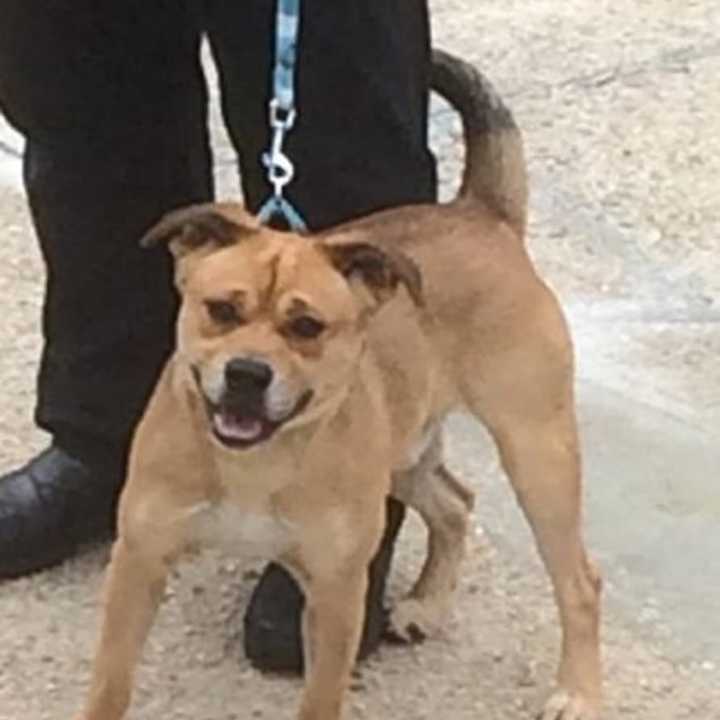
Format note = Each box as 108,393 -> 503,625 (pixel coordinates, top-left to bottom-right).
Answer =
274,0 -> 301,113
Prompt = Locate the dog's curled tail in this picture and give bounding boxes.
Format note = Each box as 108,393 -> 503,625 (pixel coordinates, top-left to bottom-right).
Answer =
431,49 -> 528,236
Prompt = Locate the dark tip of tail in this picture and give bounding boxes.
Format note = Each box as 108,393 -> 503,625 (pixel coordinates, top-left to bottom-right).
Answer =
430,49 -> 528,235
430,49 -> 517,136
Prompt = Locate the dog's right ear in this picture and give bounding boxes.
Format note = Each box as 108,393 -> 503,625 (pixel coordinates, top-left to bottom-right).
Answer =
140,202 -> 259,261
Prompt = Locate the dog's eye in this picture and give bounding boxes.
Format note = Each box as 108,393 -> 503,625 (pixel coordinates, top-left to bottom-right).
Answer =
287,315 -> 326,339
205,300 -> 241,326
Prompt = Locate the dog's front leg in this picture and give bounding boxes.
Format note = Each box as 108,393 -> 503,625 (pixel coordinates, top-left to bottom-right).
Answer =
77,536 -> 175,720
298,567 -> 368,720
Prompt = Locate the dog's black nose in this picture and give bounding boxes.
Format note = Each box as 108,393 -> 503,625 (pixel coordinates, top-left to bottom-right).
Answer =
225,358 -> 273,392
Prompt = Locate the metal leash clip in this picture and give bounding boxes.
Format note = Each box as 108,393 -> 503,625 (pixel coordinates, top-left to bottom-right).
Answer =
262,99 -> 297,198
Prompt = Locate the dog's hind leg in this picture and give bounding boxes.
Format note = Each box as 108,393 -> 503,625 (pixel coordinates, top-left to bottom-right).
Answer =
460,292 -> 602,720
388,431 -> 475,642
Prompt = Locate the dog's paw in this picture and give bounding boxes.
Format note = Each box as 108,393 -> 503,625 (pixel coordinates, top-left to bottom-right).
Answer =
384,597 -> 445,645
537,688 -> 600,720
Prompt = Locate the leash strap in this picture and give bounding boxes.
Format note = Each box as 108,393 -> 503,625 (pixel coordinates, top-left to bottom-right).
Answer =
257,0 -> 308,233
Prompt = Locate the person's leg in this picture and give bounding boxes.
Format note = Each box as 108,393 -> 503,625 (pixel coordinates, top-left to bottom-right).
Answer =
208,0 -> 436,227
206,0 -> 436,671
0,0 -> 212,578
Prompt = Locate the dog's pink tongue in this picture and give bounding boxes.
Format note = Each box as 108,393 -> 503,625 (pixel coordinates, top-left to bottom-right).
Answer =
214,412 -> 263,441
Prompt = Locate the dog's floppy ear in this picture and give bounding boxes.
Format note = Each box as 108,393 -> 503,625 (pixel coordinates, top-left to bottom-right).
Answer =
322,241 -> 423,310
140,202 -> 259,260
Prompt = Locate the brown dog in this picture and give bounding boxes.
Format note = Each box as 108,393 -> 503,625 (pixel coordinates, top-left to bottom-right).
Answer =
75,50 -> 602,720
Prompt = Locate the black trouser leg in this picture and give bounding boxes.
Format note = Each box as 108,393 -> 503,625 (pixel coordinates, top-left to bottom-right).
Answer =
0,2 -> 212,577
206,0 -> 436,228
0,0 -> 212,454
28,133 -> 212,456
206,0 -> 436,671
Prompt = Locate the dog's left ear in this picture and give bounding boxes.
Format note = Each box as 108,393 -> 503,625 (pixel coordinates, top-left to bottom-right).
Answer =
323,242 -> 423,310
140,202 -> 259,261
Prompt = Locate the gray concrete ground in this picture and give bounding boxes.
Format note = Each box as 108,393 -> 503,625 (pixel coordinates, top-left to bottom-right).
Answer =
0,1 -> 718,718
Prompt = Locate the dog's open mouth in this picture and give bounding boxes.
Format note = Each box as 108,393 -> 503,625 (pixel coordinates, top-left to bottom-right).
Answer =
207,391 -> 313,450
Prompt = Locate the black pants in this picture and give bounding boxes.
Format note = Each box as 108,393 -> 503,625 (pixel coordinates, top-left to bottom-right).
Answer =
0,1 -> 436,451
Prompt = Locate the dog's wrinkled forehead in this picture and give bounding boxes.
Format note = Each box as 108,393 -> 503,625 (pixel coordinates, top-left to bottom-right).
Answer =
140,202 -> 423,314
194,234 -> 361,319
141,203 -> 352,312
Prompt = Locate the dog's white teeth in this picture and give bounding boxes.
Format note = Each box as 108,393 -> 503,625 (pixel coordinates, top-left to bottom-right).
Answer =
213,413 -> 263,441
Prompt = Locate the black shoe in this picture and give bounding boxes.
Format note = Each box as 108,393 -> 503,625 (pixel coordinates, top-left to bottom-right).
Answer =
243,497 -> 406,673
0,445 -> 124,579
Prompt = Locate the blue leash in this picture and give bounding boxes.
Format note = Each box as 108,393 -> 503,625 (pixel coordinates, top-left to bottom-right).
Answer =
257,0 -> 308,233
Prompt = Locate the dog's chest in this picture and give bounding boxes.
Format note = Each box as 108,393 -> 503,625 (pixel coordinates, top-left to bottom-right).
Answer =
191,501 -> 295,559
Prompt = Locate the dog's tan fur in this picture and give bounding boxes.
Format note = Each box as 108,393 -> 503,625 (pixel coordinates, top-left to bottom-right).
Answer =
76,50 -> 602,720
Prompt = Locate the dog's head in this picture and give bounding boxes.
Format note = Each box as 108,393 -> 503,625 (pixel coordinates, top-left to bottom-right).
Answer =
142,202 -> 422,451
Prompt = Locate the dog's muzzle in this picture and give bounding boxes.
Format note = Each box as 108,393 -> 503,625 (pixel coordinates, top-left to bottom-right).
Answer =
196,359 -> 313,450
